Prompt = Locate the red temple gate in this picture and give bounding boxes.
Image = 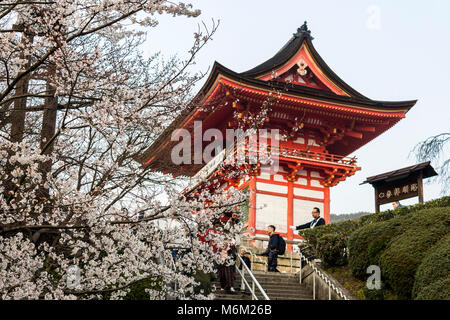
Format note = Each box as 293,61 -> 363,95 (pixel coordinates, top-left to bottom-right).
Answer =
136,22 -> 416,249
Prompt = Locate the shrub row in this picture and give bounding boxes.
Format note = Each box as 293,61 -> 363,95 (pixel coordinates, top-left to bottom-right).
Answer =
378,208 -> 449,299
298,220 -> 360,266
348,207 -> 450,299
414,278 -> 450,300
413,235 -> 450,299
299,196 -> 450,269
348,219 -> 405,279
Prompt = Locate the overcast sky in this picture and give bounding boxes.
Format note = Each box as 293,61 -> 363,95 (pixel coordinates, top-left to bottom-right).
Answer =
143,0 -> 450,214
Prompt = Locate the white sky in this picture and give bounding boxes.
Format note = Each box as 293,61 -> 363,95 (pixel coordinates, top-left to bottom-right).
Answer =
143,0 -> 450,214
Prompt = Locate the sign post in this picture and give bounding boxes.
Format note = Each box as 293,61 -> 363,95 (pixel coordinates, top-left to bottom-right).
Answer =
362,162 -> 437,213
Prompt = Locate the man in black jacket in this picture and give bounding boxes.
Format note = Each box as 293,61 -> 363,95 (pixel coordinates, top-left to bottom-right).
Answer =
262,225 -> 280,272
293,207 -> 325,230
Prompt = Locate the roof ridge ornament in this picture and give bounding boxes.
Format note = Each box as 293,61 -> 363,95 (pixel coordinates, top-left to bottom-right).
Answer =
294,21 -> 314,40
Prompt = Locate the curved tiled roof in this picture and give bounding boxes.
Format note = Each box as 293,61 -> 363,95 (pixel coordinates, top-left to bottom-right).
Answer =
240,22 -> 369,99
136,23 -> 417,173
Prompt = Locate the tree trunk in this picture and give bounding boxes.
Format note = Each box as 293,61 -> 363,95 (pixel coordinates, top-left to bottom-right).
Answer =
38,66 -> 58,200
10,28 -> 34,143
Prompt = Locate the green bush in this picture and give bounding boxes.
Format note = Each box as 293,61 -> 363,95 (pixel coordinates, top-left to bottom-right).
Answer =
348,219 -> 405,279
363,283 -> 387,300
378,208 -> 450,299
299,219 -> 360,241
318,196 -> 450,299
193,269 -> 215,295
415,278 -> 450,300
412,235 -> 450,298
300,196 -> 450,269
316,233 -> 348,267
298,219 -> 360,265
359,210 -> 397,225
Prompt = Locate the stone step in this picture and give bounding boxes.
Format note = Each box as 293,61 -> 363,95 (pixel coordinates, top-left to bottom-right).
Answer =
261,296 -> 312,300
212,283 -> 309,291
243,278 -> 299,284
233,273 -> 299,279
213,281 -> 309,292
229,279 -> 301,286
213,270 -> 314,300
215,293 -> 251,300
242,275 -> 299,281
261,286 -> 311,292
213,287 -> 312,300
263,290 -> 311,297
255,292 -> 313,299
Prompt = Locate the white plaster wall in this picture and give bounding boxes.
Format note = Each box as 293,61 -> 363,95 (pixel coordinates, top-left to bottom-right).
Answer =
273,174 -> 285,182
256,182 -> 287,194
258,171 -> 271,180
255,193 -> 287,233
294,187 -> 324,199
310,180 -> 322,187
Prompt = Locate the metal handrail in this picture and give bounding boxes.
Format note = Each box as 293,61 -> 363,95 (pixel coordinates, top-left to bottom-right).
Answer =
297,249 -> 348,300
246,250 -> 268,272
236,254 -> 270,300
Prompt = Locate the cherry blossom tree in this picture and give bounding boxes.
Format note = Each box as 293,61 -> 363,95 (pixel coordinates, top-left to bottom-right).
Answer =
0,0 -> 245,299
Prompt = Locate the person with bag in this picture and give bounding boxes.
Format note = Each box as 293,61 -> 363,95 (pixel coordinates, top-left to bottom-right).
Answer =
261,225 -> 285,272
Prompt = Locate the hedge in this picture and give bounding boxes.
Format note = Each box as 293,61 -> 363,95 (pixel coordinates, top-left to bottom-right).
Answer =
298,219 -> 360,267
363,283 -> 387,300
378,207 -> 450,299
315,233 -> 348,267
415,278 -> 450,300
412,235 -> 450,299
300,196 -> 450,270
348,219 -> 405,279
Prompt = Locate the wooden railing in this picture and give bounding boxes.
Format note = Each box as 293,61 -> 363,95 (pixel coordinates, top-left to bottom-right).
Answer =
185,142 -> 357,193
272,146 -> 357,167
233,142 -> 358,167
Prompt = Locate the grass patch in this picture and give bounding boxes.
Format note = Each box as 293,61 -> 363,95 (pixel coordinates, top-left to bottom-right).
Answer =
325,265 -> 365,299
325,264 -> 399,300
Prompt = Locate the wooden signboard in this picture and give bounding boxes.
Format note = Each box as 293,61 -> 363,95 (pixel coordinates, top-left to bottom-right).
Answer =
362,162 -> 437,213
374,173 -> 423,212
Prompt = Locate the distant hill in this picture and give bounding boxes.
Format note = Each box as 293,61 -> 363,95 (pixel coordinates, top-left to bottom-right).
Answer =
330,211 -> 372,223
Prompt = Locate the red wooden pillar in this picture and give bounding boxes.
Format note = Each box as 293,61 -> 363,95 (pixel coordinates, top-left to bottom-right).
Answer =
248,176 -> 257,236
287,180 -> 294,251
324,186 -> 330,224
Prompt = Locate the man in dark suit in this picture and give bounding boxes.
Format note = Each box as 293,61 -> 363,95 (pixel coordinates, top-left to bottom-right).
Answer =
292,207 -> 325,230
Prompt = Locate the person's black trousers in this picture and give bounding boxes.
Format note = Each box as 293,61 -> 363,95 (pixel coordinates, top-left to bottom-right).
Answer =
268,250 -> 278,272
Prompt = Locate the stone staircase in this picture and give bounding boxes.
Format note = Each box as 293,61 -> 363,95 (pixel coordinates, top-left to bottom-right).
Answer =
213,270 -> 313,300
